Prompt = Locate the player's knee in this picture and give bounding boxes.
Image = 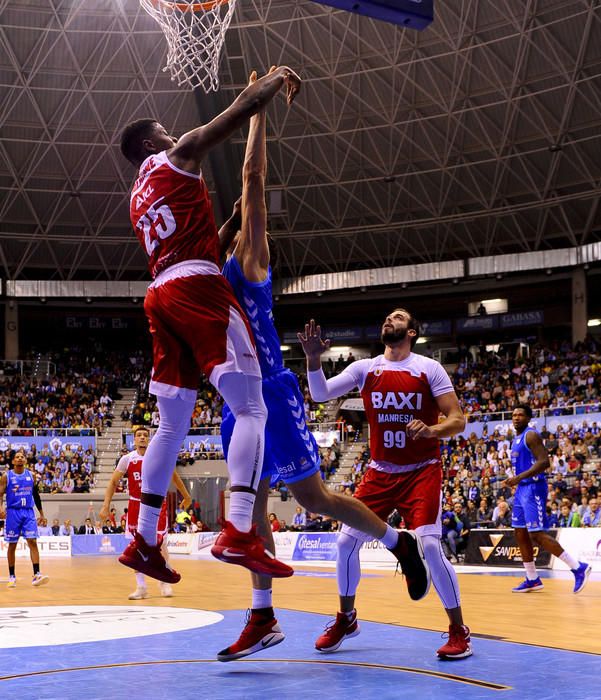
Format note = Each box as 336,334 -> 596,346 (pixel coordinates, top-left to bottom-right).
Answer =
421,534 -> 443,560
337,531 -> 361,558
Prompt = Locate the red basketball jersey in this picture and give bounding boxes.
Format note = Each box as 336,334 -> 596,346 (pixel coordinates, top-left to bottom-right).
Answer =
115,451 -> 168,533
345,354 -> 454,472
130,151 -> 220,279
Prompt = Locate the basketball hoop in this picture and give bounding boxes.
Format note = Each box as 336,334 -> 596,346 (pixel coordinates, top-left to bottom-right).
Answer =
140,0 -> 237,92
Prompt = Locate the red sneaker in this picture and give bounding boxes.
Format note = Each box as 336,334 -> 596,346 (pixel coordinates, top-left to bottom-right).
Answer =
437,624 -> 473,659
211,521 -> 293,578
217,611 -> 285,662
118,532 -> 181,584
315,610 -> 360,652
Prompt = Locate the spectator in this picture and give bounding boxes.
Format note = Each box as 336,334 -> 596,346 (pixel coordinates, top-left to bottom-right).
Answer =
493,502 -> 512,528
291,506 -> 306,530
269,512 -> 281,532
59,519 -> 75,536
78,518 -> 95,535
582,498 -> 600,527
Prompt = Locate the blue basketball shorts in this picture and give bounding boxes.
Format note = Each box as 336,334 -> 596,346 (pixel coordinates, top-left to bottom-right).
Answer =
222,368 -> 321,485
511,480 -> 549,531
4,508 -> 39,542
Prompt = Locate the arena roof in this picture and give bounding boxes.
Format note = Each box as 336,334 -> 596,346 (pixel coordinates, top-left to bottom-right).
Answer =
1,0 -> 601,281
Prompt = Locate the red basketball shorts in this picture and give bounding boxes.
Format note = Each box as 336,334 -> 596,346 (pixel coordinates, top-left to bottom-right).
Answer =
344,462 -> 443,539
127,499 -> 168,537
144,272 -> 260,399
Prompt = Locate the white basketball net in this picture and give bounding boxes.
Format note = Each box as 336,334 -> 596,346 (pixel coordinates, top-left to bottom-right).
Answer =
139,0 -> 237,92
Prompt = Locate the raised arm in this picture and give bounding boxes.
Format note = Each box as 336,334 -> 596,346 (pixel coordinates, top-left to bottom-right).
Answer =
218,196 -> 242,260
169,66 -> 301,173
298,319 -> 359,401
234,71 -> 270,282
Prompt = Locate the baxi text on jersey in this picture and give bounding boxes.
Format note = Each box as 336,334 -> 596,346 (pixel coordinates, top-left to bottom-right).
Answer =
371,392 -> 423,410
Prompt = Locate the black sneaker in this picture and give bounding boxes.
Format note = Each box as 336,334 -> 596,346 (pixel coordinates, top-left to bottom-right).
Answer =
389,530 -> 431,601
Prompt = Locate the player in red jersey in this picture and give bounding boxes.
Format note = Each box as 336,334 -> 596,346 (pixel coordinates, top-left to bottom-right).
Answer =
298,311 -> 472,660
118,66 -> 301,583
100,427 -> 191,597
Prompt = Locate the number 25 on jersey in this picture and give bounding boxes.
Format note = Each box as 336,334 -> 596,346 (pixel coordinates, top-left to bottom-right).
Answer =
136,197 -> 176,256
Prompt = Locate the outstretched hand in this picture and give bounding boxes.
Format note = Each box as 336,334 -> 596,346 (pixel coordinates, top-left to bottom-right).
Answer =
297,319 -> 330,360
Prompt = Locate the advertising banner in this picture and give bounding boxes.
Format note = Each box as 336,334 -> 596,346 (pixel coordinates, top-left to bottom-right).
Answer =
553,528 -> 601,572
0,435 -> 96,453
71,534 -> 129,556
0,536 -> 71,558
291,533 -> 339,561
165,533 -> 195,555
456,316 -> 499,333
500,310 -> 544,328
465,529 -> 556,567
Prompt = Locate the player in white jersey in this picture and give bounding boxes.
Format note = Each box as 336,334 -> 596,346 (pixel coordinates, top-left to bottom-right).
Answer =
299,311 -> 472,659
100,427 -> 191,599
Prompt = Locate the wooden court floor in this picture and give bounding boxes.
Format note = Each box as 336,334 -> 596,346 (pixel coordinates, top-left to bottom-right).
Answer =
3,557 -> 600,655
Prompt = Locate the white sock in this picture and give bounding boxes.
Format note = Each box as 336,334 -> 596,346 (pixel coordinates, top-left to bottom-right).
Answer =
137,504 -> 161,545
559,551 -> 579,570
380,525 -> 399,549
135,572 -> 146,588
252,588 -> 273,609
228,491 -> 255,532
523,561 -> 538,580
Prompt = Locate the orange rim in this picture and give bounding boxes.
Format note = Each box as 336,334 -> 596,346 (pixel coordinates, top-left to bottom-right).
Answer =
153,0 -> 230,11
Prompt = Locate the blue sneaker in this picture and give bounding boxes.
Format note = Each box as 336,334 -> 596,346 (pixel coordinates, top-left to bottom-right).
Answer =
572,562 -> 591,594
512,577 -> 544,593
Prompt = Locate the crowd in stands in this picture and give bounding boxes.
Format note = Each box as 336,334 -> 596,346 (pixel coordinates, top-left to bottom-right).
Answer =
0,445 -> 95,493
0,345 -> 152,433
452,338 -> 600,421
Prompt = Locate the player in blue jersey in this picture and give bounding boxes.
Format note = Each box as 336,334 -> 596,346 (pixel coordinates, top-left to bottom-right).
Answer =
502,405 -> 590,594
0,450 -> 49,588
216,70 -> 429,662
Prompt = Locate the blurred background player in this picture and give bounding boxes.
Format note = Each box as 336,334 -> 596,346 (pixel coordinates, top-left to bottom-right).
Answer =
299,312 -> 472,660
100,426 -> 192,598
0,450 -> 49,588
216,80 -> 429,662
504,404 -> 590,594
118,65 -> 301,584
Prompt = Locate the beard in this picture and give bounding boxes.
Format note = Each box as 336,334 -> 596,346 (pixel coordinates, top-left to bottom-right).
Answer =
381,326 -> 408,345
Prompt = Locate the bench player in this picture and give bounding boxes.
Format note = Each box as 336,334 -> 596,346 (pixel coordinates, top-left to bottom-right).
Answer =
504,404 -> 590,594
0,450 -> 49,588
118,66 -> 301,583
299,312 -> 473,659
215,78 -> 429,662
100,426 -> 192,599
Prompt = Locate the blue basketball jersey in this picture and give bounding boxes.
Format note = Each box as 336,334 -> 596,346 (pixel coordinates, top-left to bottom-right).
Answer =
222,255 -> 283,377
511,427 -> 541,485
5,469 -> 36,510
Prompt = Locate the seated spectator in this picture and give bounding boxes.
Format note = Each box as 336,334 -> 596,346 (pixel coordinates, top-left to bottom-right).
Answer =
51,518 -> 60,536
59,519 -> 76,536
269,512 -> 281,532
94,520 -> 103,534
102,519 -> 115,534
493,502 -> 512,528
291,506 -> 307,530
547,505 -> 559,528
37,518 -> 52,536
78,518 -> 95,535
582,498 -> 600,527
557,503 -> 581,527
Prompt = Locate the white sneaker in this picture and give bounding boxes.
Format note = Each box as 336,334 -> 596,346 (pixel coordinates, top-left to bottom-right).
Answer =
160,582 -> 173,597
32,573 -> 49,587
128,587 -> 148,600
7,576 -> 16,589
